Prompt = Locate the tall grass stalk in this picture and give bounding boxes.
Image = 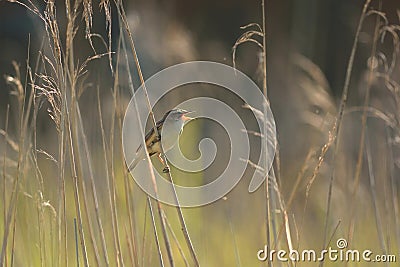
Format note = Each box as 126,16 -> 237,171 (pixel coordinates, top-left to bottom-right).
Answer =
233,1 -> 294,266
1,62 -> 29,266
97,87 -> 124,266
2,105 -> 9,267
116,13 -> 175,265
348,0 -> 381,243
77,100 -> 110,266
148,198 -> 165,267
116,1 -> 200,265
115,53 -> 140,266
162,210 -> 191,267
261,5 -> 271,255
320,0 -> 372,259
365,128 -> 387,254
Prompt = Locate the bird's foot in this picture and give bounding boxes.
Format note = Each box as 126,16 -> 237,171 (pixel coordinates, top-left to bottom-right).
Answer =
162,166 -> 170,173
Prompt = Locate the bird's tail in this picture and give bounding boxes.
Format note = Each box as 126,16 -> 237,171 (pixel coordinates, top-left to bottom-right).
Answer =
127,146 -> 145,172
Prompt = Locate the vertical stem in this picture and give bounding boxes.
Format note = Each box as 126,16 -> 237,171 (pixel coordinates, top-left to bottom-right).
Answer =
117,1 -> 199,265
261,2 -> 272,267
262,0 -> 268,96
74,218 -> 80,267
117,8 -> 175,266
387,127 -> 400,250
365,129 -> 386,254
110,87 -> 125,267
2,105 -> 10,267
347,0 -> 379,242
76,105 -> 110,266
1,68 -> 26,266
64,0 -> 90,263
97,88 -> 122,266
318,2 -> 372,266
148,198 -> 165,267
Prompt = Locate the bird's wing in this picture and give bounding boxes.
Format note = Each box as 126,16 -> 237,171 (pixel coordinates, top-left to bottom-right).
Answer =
143,110 -> 173,147
143,119 -> 164,149
129,115 -> 167,171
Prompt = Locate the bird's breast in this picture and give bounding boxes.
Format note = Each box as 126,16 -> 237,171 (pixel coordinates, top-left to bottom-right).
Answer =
160,120 -> 185,152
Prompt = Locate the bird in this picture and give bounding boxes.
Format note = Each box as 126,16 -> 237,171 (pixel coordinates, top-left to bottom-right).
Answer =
127,109 -> 192,173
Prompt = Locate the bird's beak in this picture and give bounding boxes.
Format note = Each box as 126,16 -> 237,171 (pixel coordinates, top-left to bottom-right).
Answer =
182,111 -> 193,122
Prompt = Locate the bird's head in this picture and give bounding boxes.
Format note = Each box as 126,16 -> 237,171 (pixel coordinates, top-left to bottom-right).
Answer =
165,109 -> 193,122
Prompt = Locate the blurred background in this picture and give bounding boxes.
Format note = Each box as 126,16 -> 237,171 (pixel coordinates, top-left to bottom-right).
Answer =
0,0 -> 399,266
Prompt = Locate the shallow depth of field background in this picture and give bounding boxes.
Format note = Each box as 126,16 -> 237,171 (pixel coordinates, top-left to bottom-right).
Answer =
0,0 -> 400,266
